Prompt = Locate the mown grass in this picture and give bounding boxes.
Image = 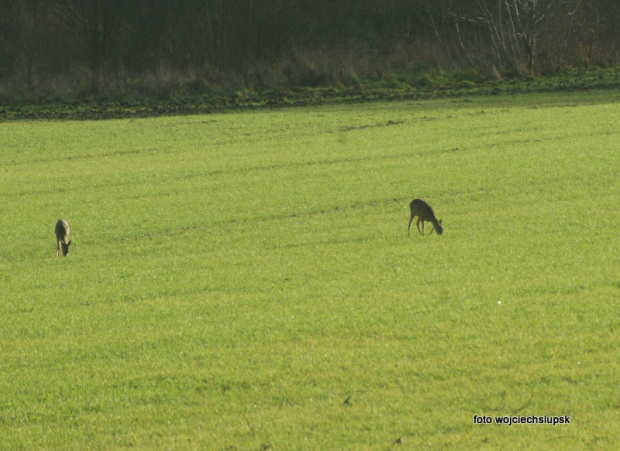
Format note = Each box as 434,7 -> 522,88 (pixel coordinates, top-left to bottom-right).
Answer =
1,91 -> 618,449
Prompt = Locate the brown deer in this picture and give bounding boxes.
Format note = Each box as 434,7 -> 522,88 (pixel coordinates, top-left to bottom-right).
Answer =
55,219 -> 72,257
408,199 -> 443,236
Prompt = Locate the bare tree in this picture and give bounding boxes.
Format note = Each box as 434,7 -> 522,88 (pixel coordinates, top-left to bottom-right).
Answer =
51,0 -> 127,94
449,0 -> 586,74
0,0 -> 617,101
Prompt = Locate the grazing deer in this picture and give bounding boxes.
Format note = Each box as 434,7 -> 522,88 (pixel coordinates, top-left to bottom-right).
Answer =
55,219 -> 72,257
408,199 -> 443,236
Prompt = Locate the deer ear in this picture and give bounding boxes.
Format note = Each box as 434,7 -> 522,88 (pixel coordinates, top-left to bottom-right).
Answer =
67,240 -> 72,246
439,220 -> 442,225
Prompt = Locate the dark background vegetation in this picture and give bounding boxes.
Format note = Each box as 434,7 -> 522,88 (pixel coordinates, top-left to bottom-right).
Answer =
1,0 -> 619,103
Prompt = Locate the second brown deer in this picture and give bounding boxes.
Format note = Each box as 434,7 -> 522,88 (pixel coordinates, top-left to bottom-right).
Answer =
408,199 -> 443,236
55,219 -> 72,257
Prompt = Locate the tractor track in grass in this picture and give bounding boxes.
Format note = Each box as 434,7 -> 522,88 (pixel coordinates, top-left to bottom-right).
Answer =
112,197 -> 409,243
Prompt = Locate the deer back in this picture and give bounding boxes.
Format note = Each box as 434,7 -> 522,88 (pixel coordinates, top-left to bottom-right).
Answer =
55,219 -> 70,244
410,199 -> 437,222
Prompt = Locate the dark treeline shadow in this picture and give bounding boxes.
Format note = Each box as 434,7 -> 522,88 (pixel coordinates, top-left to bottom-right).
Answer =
1,0 -> 618,102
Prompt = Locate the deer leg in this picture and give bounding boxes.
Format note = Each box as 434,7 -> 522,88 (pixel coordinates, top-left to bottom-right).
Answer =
428,224 -> 435,235
416,218 -> 424,235
56,241 -> 60,257
408,214 -> 414,236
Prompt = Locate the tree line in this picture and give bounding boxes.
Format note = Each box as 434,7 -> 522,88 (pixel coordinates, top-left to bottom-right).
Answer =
1,0 -> 618,100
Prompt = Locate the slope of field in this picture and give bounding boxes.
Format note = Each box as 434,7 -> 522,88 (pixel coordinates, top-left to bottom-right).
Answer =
1,91 -> 618,449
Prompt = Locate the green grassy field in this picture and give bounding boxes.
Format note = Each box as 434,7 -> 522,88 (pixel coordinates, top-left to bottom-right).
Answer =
1,91 -> 618,449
